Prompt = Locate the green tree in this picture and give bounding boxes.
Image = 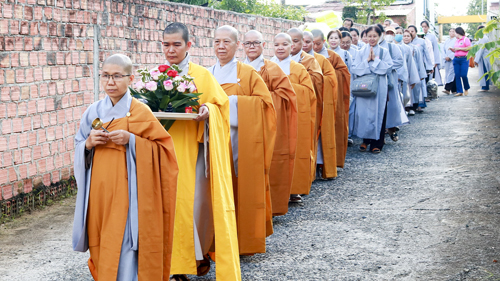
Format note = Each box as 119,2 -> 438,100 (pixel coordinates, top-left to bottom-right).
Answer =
210,0 -> 307,21
442,23 -> 452,36
468,19 -> 500,86
466,0 -> 488,35
341,0 -> 395,25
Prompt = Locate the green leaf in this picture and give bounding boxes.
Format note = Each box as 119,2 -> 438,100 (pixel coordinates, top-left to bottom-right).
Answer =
485,42 -> 496,50
492,70 -> 500,84
467,44 -> 480,58
474,28 -> 484,40
160,95 -> 170,109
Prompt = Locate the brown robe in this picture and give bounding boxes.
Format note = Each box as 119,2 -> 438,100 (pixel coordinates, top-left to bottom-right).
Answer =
299,51 -> 324,182
87,99 -> 178,280
257,59 -> 298,216
288,60 -> 316,195
326,49 -> 351,168
314,52 -> 339,179
220,61 -> 277,255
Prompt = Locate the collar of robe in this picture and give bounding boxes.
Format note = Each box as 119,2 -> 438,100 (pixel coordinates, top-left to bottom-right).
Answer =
270,55 -> 291,75
305,48 -> 315,56
290,49 -> 303,63
99,90 -> 133,124
209,57 -> 239,85
177,53 -> 191,76
317,45 -> 329,58
243,54 -> 265,71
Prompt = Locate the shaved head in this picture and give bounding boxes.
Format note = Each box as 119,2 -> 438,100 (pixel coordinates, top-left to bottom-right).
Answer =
287,28 -> 303,39
274,33 -> 292,44
303,31 -> 313,41
216,25 -> 239,42
244,30 -> 263,41
163,22 -> 189,43
102,54 -> 132,75
311,29 -> 325,41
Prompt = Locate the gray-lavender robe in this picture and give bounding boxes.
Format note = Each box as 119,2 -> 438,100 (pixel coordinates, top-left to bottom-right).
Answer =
475,35 -> 492,88
379,40 -> 410,128
350,45 -> 393,140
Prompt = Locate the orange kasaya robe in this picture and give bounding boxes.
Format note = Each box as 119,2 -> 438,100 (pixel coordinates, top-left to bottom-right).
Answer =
314,52 -> 339,179
326,49 -> 351,168
170,62 -> 240,280
220,61 -> 277,255
87,98 -> 178,280
299,51 -> 324,182
288,60 -> 316,195
257,59 -> 298,217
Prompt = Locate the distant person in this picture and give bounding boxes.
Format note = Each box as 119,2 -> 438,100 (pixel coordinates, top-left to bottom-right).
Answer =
350,28 -> 365,49
343,18 -> 354,29
474,25 -> 492,92
442,28 -> 457,95
384,19 -> 393,28
360,29 -> 369,44
421,20 -> 442,86
449,27 -> 471,96
340,31 -> 358,62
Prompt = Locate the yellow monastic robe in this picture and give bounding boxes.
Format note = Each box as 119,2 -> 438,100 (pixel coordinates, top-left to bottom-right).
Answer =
87,99 -> 178,281
326,50 -> 351,168
314,52 -> 338,179
170,62 -> 241,280
220,61 -> 277,255
288,61 -> 316,195
299,52 -> 324,182
257,59 -> 298,216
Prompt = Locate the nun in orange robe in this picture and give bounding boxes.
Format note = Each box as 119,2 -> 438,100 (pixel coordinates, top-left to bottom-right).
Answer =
209,57 -> 277,255
271,54 -> 316,196
244,54 -> 298,217
318,47 -> 351,168
304,48 -> 339,179
73,91 -> 179,280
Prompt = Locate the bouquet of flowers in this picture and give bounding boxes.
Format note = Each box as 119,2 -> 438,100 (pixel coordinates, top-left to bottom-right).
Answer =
129,64 -> 202,130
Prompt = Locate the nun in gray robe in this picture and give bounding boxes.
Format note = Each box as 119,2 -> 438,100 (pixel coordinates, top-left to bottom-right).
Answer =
379,39 -> 410,129
398,43 -> 421,107
350,45 -> 393,146
475,34 -> 492,90
425,31 -> 443,85
407,43 -> 427,106
442,37 -> 457,91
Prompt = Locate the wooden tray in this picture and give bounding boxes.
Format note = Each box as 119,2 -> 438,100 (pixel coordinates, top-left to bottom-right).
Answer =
153,112 -> 199,120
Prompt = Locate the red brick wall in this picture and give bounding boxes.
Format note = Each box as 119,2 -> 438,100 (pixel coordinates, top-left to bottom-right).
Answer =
0,0 -> 303,200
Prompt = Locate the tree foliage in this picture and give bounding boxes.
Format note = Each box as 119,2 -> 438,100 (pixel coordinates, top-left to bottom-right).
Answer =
209,0 -> 307,21
468,19 -> 500,86
341,0 -> 395,25
466,0 -> 488,35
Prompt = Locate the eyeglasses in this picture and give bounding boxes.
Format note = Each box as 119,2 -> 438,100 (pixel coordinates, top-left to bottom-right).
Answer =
100,74 -> 131,81
243,41 -> 262,47
340,41 -> 351,46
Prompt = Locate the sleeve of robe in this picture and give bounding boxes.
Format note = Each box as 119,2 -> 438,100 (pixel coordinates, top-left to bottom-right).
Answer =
233,62 -> 277,250
396,46 -> 409,83
415,48 -> 428,79
259,61 -> 298,216
352,47 -> 394,76
327,50 -> 351,168
314,54 -> 338,178
408,52 -> 421,86
289,62 -> 316,161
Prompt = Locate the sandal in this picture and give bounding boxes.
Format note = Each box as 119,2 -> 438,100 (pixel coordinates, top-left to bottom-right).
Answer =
371,148 -> 381,154
390,132 -> 398,142
170,275 -> 190,281
289,194 -> 303,203
197,255 -> 211,276
359,143 -> 367,152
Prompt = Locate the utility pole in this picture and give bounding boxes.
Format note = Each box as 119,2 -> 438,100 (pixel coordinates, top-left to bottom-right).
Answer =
367,0 -> 372,25
481,0 -> 484,15
282,0 -> 285,5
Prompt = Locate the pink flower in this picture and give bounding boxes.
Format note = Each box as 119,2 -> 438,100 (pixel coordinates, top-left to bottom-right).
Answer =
188,82 -> 197,93
150,70 -> 161,80
145,81 -> 158,91
177,82 -> 187,93
135,81 -> 145,90
163,80 -> 174,91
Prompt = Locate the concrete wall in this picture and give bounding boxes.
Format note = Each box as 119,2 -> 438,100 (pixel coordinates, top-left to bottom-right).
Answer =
0,0 -> 304,200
